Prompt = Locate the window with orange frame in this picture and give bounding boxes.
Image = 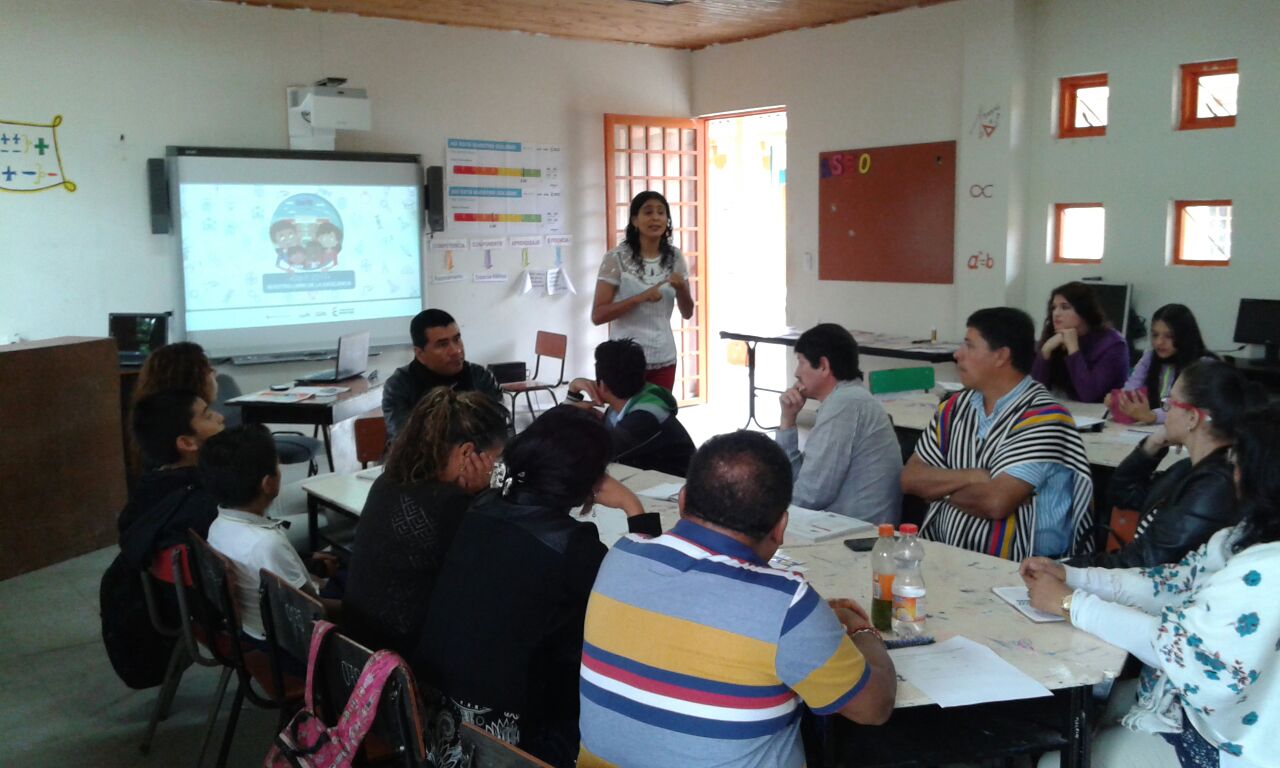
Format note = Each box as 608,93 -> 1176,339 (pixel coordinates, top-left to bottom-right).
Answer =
1058,74 -> 1108,138
1172,200 -> 1232,267
1052,203 -> 1105,264
1178,59 -> 1237,131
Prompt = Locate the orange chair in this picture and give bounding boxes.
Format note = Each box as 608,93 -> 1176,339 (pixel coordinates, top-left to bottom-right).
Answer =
355,409 -> 388,467
500,331 -> 568,426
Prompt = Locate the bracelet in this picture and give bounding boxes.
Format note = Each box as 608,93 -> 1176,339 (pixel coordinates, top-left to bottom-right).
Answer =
848,626 -> 883,642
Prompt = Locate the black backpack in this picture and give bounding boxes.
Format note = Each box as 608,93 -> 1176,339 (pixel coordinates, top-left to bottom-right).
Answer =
99,551 -> 178,689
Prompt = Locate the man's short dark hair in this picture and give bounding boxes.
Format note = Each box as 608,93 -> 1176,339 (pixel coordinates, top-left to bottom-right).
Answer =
198,425 -> 279,508
409,309 -> 457,348
132,390 -> 200,467
795,323 -> 862,381
967,307 -> 1036,374
595,339 -> 646,400
684,431 -> 793,540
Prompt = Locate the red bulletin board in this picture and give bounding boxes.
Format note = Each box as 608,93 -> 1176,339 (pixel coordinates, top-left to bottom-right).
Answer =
818,140 -> 956,284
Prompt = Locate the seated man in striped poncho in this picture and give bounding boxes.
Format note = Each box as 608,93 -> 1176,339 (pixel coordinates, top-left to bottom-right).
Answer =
901,307 -> 1094,560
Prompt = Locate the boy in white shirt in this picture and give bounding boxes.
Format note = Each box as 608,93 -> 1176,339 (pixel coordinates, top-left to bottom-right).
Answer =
202,425 -> 336,646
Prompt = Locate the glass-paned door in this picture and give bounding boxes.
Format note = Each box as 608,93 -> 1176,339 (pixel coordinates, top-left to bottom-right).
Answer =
603,114 -> 707,404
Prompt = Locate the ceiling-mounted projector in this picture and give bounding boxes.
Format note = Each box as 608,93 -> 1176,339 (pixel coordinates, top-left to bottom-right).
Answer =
287,83 -> 371,150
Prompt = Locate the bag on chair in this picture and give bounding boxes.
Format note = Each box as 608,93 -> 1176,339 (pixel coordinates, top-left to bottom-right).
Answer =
264,620 -> 409,768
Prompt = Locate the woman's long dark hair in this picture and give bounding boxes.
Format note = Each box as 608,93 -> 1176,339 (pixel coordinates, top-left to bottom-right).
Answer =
1039,282 -> 1111,394
623,190 -> 676,273
499,405 -> 612,508
1231,405 -> 1280,553
1177,360 -> 1267,442
1142,304 -> 1214,399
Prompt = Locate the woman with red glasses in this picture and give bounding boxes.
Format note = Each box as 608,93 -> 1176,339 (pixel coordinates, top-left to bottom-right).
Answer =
1023,404 -> 1280,768
1067,360 -> 1265,570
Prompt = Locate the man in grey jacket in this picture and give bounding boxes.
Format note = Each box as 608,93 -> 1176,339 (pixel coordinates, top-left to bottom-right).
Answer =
775,323 -> 902,525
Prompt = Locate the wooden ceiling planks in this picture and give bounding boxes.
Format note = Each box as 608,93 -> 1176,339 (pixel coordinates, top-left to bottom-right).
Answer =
220,0 -> 956,50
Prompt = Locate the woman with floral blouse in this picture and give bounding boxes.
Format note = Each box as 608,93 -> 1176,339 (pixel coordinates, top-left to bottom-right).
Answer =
1023,405 -> 1280,768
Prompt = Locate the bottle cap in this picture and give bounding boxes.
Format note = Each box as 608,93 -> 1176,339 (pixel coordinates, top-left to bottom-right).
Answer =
877,524 -> 894,537
899,524 -> 919,535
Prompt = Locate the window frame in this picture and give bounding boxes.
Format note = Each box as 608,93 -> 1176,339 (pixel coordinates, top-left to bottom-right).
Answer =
1058,73 -> 1108,139
1171,199 -> 1232,267
1051,202 -> 1106,264
1178,59 -> 1238,131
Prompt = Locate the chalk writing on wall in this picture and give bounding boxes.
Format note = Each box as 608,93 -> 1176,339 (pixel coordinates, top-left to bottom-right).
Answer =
0,115 -> 75,193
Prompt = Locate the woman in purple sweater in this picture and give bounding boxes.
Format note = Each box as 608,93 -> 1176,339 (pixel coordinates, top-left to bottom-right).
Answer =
1107,303 -> 1216,424
1031,281 -> 1129,402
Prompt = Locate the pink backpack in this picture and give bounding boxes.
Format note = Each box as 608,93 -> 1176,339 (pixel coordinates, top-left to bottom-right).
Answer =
264,620 -> 412,768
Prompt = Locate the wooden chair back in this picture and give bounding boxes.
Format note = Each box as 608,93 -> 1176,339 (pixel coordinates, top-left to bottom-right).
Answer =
312,630 -> 429,768
355,411 -> 387,467
458,722 -> 554,767
534,331 -> 567,361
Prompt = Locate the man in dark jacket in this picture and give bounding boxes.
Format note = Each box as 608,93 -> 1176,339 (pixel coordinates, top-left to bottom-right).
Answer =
102,390 -> 224,688
381,308 -> 503,443
566,339 -> 695,477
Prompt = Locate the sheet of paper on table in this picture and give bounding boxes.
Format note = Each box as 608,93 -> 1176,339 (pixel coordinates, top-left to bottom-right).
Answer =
785,505 -> 875,544
1073,416 -> 1106,431
573,504 -> 631,546
889,636 -> 1053,707
355,466 -> 384,481
225,390 -> 313,404
292,385 -> 351,396
607,463 -> 643,482
991,586 -> 1067,623
636,482 -> 684,502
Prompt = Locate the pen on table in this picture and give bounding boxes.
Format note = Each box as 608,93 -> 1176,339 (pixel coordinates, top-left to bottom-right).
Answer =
909,338 -> 931,344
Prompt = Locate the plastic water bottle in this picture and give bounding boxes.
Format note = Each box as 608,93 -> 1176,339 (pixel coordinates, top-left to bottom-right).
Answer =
870,524 -> 896,632
891,524 -> 927,637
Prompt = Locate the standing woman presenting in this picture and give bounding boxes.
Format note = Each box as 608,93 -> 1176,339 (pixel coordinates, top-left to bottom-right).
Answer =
592,191 -> 694,391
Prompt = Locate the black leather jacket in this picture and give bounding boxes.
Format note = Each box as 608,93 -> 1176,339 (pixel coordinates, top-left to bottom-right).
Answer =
1068,443 -> 1236,569
380,358 -> 503,443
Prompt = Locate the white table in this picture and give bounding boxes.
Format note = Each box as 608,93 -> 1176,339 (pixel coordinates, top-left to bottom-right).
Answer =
304,466 -> 1125,766
879,390 -> 1177,471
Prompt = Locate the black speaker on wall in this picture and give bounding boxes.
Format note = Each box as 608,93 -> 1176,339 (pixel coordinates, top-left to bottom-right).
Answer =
147,158 -> 171,235
426,165 -> 444,232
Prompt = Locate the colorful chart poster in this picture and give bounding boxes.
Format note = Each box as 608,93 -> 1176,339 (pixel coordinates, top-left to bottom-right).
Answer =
0,115 -> 75,193
445,138 -> 563,236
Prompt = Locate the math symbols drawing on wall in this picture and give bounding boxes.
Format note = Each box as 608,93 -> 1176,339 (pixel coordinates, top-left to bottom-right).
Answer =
0,115 -> 75,193
969,105 -> 1001,140
967,251 -> 995,270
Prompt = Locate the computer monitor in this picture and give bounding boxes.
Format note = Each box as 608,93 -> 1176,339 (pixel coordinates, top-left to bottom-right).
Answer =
109,312 -> 170,366
1233,298 -> 1280,364
1081,281 -> 1131,339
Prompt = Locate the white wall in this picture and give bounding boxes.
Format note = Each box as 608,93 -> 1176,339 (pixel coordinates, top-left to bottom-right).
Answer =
1,0 -> 691,382
1020,0 -> 1280,350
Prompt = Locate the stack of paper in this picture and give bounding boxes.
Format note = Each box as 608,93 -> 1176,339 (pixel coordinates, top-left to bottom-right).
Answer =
785,505 -> 875,544
636,482 -> 684,502
991,586 -> 1066,623
890,636 -> 1052,707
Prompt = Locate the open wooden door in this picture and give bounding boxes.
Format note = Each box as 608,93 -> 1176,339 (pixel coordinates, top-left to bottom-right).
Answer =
603,114 -> 708,405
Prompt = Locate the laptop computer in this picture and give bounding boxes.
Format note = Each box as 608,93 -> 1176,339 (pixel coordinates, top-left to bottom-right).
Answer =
296,331 -> 370,383
109,312 -> 169,367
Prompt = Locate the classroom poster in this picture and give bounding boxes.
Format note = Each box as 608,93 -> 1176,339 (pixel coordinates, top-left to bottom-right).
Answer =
0,115 -> 75,193
445,138 -> 564,236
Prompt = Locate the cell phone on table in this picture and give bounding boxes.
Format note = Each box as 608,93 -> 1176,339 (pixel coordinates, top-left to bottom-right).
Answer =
843,537 -> 877,553
1108,386 -> 1148,425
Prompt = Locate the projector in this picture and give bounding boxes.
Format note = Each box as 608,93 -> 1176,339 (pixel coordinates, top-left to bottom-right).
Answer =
290,86 -> 371,131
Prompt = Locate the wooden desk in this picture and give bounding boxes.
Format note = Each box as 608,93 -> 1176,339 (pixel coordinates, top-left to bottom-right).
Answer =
719,328 -> 958,429
233,377 -> 382,472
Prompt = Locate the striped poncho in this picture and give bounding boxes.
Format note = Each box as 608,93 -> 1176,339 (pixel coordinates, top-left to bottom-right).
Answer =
916,382 -> 1095,560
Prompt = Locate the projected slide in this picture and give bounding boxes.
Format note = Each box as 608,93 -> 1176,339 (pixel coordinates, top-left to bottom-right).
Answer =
180,184 -> 421,332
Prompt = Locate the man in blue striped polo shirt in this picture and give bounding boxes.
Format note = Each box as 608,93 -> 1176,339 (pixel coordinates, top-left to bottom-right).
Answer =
578,431 -> 896,767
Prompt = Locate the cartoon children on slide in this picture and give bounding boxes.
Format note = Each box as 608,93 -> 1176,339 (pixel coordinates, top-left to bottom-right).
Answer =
270,193 -> 345,273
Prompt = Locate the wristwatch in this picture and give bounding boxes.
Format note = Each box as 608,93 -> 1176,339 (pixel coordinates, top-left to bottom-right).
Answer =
565,390 -> 584,402
1060,591 -> 1074,621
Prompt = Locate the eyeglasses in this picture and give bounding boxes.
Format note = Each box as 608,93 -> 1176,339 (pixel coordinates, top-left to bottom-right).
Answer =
1163,395 -> 1211,421
1227,447 -> 1237,466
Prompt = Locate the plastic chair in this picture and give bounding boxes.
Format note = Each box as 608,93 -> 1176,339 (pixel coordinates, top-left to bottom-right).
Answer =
458,722 -> 554,767
184,531 -> 294,768
259,569 -> 327,728
499,331 -> 568,425
215,373 -> 323,475
310,629 -> 431,768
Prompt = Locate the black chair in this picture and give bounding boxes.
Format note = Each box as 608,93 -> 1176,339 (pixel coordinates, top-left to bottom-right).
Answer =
184,531 -> 292,768
310,629 -> 431,768
259,569 -> 327,728
214,373 -> 324,476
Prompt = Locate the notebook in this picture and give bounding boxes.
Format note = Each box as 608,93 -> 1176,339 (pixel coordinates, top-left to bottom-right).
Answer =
296,331 -> 370,383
